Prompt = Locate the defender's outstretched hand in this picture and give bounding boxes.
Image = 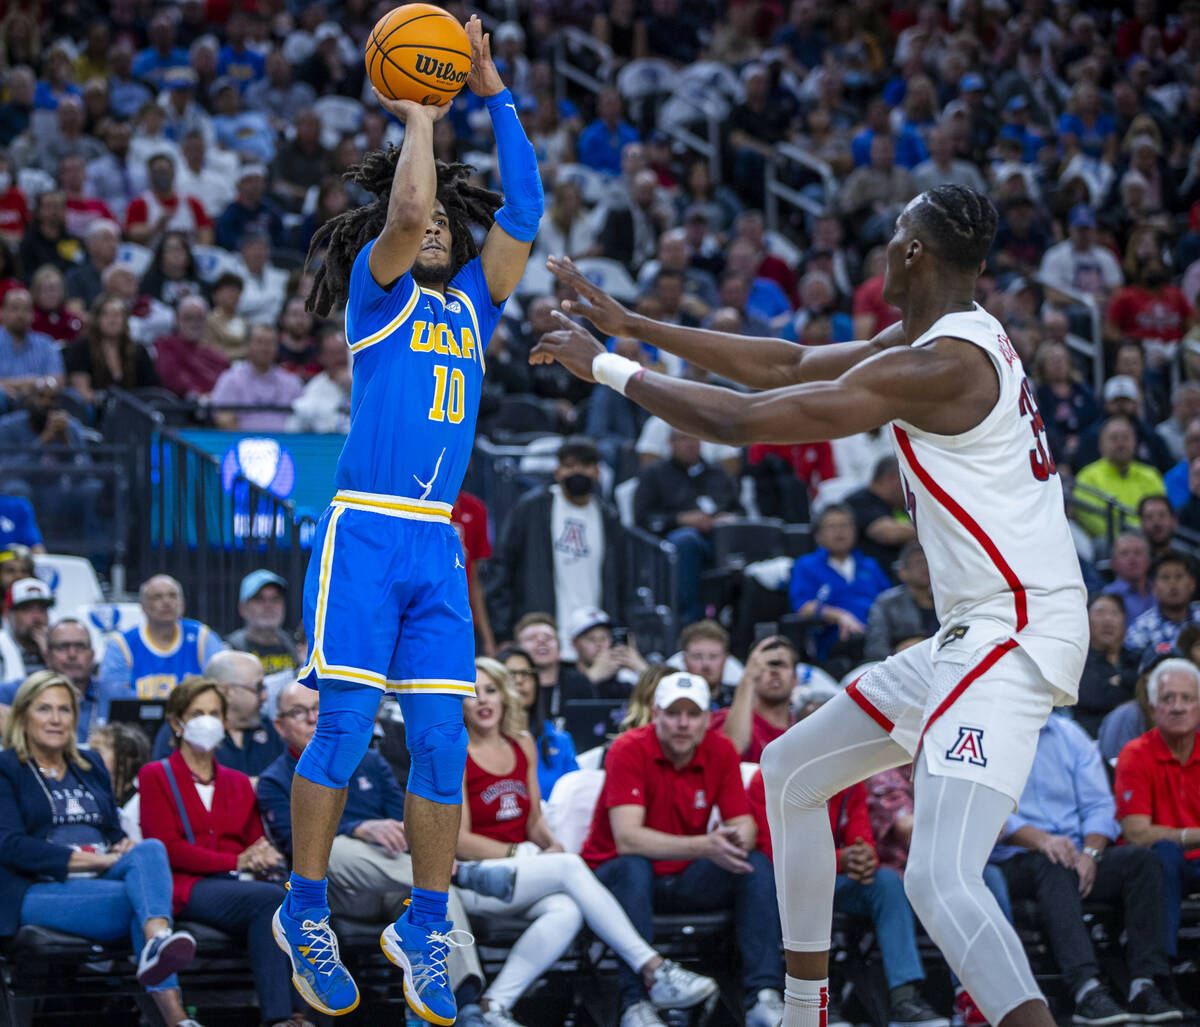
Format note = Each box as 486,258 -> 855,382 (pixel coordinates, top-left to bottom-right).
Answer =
466,15 -> 504,97
529,310 -> 604,382
372,87 -> 450,123
547,256 -> 635,338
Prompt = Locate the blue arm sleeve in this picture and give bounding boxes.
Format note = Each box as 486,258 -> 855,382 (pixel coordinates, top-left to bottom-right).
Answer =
486,89 -> 544,242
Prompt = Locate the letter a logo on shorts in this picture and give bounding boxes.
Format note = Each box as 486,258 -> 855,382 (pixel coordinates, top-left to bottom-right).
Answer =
945,726 -> 987,767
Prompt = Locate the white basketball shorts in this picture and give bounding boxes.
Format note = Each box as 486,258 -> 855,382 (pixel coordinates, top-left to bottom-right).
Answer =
845,633 -> 1055,805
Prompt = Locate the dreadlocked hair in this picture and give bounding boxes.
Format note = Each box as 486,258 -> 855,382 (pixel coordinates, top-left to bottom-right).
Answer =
908,184 -> 998,273
305,149 -> 503,317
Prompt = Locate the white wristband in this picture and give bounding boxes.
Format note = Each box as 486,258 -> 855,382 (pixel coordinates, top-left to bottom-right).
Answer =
592,352 -> 642,396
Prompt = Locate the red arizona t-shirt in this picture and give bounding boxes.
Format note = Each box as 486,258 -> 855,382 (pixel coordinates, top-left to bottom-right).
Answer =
582,724 -> 750,876
466,738 -> 532,845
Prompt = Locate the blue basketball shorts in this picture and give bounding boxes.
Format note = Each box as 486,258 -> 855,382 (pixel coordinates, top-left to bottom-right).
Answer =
297,490 -> 477,697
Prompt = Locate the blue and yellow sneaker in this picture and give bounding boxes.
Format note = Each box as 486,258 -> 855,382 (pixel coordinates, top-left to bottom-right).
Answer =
271,902 -> 360,1016
380,904 -> 473,1026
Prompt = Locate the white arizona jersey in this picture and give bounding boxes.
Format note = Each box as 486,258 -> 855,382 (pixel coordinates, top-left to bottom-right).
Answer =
890,304 -> 1087,702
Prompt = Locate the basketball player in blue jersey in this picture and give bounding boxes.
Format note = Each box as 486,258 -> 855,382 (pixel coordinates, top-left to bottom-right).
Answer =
271,17 -> 542,1025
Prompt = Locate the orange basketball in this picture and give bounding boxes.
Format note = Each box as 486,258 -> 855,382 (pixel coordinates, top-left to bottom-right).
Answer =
365,4 -> 472,106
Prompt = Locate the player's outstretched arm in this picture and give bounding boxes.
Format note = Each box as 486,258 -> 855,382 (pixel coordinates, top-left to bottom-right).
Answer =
531,312 -> 993,446
547,255 -> 907,390
367,91 -> 449,288
468,15 -> 544,304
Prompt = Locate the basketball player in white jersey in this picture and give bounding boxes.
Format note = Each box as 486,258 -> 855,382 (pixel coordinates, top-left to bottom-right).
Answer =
535,185 -> 1087,1027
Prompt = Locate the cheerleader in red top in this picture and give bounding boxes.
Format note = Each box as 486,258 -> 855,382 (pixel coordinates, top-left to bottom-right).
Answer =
459,658 -> 718,1027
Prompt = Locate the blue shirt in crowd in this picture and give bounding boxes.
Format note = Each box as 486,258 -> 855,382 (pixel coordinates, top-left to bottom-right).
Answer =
0,495 -> 42,548
97,619 -> 225,719
131,47 -> 189,90
1101,577 -> 1155,624
992,713 -> 1118,861
0,328 -> 64,380
534,720 -> 579,800
577,118 -> 640,176
851,127 -> 929,169
1164,460 -> 1190,511
217,46 -> 265,87
257,747 -> 405,855
789,548 -> 891,660
1124,602 -> 1200,657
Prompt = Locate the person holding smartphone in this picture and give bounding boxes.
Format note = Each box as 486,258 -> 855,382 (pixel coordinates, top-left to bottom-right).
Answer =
567,607 -> 647,698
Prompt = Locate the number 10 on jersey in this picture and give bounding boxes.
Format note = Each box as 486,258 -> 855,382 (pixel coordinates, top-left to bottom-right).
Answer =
429,365 -> 465,424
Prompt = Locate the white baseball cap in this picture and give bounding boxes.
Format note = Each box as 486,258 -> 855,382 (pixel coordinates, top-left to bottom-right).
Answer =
9,577 -> 53,608
653,672 -> 708,712
566,605 -> 610,641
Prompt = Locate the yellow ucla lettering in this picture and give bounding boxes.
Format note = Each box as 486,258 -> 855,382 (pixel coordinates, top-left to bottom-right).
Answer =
432,324 -> 461,357
136,675 -> 177,699
409,321 -> 433,352
460,327 -> 476,362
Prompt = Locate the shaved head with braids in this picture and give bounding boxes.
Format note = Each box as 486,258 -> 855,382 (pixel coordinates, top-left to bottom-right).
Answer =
305,148 -> 503,317
904,185 -> 998,273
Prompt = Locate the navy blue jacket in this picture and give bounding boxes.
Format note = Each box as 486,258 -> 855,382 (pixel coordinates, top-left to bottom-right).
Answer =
257,748 -> 405,856
0,747 -> 124,937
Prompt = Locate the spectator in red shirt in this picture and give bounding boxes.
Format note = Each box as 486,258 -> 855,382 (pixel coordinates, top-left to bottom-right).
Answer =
137,677 -> 302,1027
747,769 -> 945,1026
29,265 -> 83,343
452,490 -> 495,657
58,154 -> 115,241
124,153 -> 213,248
0,154 -> 31,247
1105,256 -> 1194,368
747,441 -> 836,495
1115,657 -> 1200,959
0,239 -> 22,305
584,671 -> 785,1027
154,296 -> 230,400
713,635 -> 799,761
457,659 -> 716,1027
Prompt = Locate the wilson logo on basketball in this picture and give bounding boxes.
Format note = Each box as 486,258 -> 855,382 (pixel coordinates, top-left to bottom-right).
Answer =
414,53 -> 468,84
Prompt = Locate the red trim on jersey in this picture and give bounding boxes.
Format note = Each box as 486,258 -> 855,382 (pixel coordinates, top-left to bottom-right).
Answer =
846,677 -> 894,732
892,426 -> 1028,631
917,638 -> 1019,751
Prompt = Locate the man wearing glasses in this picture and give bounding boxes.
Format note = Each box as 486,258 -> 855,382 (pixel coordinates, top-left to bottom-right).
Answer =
44,617 -> 99,741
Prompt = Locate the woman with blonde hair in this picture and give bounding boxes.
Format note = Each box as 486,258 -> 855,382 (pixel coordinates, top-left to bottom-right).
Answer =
0,671 -> 201,1026
457,657 -> 717,1027
618,663 -> 671,733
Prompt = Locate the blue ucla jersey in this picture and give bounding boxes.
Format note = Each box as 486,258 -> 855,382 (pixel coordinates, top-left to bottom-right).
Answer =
337,241 -> 505,505
112,618 -> 218,699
